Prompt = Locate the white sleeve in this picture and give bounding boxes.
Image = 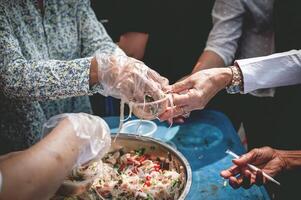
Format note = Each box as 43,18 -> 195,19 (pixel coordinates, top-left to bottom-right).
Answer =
236,50 -> 301,94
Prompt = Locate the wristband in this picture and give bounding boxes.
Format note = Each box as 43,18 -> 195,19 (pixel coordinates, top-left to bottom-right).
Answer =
226,65 -> 243,94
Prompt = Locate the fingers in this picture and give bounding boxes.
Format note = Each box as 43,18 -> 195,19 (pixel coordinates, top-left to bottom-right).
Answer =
229,176 -> 243,189
221,165 -> 266,189
227,171 -> 254,189
241,170 -> 253,189
229,174 -> 252,189
147,68 -> 169,88
170,88 -> 203,108
170,116 -> 185,124
220,165 -> 241,178
221,149 -> 271,190
233,147 -> 275,168
255,170 -> 265,186
228,171 -> 252,189
227,170 -> 265,189
171,79 -> 193,93
159,90 -> 196,121
159,106 -> 191,121
232,150 -> 258,167
172,93 -> 192,107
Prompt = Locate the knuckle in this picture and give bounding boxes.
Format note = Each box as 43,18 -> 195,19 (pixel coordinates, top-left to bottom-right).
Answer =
262,146 -> 273,152
251,148 -> 261,160
252,148 -> 261,157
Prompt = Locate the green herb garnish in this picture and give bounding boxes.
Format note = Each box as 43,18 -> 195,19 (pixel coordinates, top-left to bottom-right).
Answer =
146,194 -> 154,200
135,147 -> 146,156
145,95 -> 154,102
172,179 -> 179,187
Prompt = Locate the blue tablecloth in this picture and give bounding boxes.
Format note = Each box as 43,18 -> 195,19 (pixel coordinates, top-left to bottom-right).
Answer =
103,110 -> 270,200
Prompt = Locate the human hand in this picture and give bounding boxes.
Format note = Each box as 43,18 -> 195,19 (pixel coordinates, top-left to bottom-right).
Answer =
164,75 -> 191,124
160,68 -> 232,121
221,147 -> 287,189
95,48 -> 168,103
42,113 -> 111,167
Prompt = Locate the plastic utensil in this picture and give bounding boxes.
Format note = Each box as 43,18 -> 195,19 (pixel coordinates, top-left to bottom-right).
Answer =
225,149 -> 281,186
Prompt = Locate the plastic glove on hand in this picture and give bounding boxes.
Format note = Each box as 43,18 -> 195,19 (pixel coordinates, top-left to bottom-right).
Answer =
96,48 -> 168,103
42,113 -> 111,167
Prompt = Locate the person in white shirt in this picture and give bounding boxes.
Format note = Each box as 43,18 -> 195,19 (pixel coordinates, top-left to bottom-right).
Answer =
190,0 -> 275,150
159,50 -> 301,189
160,50 -> 301,119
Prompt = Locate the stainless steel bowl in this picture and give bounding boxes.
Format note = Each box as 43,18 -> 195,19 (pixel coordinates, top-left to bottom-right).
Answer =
111,134 -> 192,200
56,134 -> 192,199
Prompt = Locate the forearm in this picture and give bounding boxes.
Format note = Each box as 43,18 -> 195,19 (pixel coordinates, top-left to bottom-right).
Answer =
197,0 -> 245,73
192,50 -> 226,73
277,150 -> 301,171
0,119 -> 84,200
118,32 -> 149,60
1,57 -> 96,101
89,57 -> 99,86
0,1 -> 113,102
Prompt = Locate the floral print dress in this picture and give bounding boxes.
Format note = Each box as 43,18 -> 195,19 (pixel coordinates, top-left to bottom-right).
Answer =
0,0 -> 116,153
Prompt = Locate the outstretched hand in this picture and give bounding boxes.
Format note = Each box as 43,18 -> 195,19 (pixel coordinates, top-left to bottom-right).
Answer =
160,68 -> 232,121
221,147 -> 287,189
96,48 -> 169,103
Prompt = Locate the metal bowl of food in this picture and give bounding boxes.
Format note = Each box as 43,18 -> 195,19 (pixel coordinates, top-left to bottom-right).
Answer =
53,134 -> 192,200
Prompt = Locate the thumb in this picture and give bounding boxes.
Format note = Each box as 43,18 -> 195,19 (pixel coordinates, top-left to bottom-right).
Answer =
171,78 -> 193,93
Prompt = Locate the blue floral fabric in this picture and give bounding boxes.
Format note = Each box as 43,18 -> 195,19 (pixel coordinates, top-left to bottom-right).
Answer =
0,0 -> 116,153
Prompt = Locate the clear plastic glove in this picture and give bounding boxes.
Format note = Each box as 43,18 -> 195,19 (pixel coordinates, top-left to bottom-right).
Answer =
42,113 -> 111,167
95,47 -> 168,103
160,68 -> 232,121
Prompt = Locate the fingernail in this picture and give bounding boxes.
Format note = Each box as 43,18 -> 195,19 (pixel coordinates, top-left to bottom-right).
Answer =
232,159 -> 240,165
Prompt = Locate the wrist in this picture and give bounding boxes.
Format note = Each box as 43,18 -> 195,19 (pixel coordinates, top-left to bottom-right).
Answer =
213,67 -> 233,88
89,57 -> 99,86
192,61 -> 205,73
277,150 -> 301,171
226,65 -> 244,94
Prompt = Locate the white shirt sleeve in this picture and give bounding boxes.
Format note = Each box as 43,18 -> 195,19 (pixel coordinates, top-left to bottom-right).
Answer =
236,50 -> 301,93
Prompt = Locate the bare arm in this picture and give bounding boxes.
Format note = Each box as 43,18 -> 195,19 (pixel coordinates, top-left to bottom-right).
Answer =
192,50 -> 225,73
118,32 -> 149,60
192,0 -> 245,73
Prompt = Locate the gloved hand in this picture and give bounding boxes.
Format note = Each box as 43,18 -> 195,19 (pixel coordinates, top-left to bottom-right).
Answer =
95,47 -> 168,103
42,113 -> 111,167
